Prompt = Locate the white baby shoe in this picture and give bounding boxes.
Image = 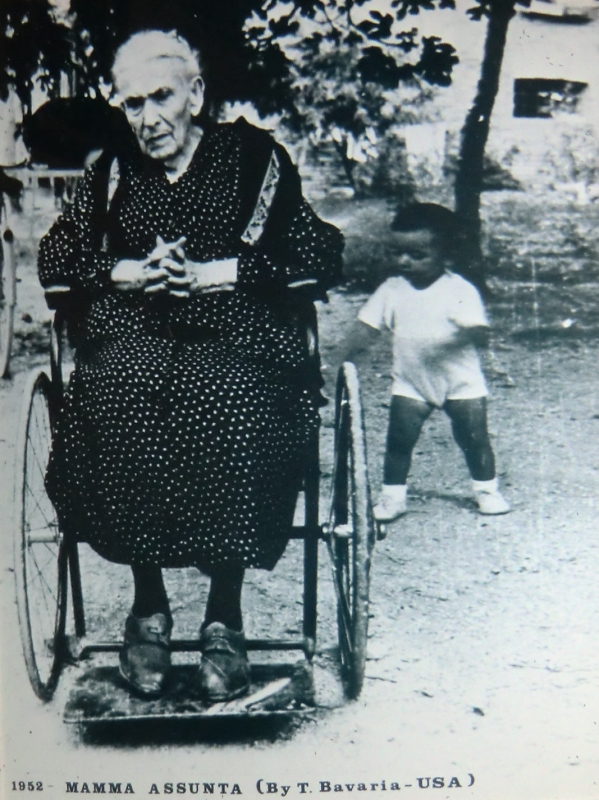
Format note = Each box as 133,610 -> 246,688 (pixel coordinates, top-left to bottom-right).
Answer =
373,484 -> 408,522
472,478 -> 511,515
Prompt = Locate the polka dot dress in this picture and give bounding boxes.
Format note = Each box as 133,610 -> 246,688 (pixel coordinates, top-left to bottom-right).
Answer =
38,120 -> 344,570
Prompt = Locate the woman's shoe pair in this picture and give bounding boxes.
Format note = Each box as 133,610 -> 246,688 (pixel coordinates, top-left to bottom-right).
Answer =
119,615 -> 250,703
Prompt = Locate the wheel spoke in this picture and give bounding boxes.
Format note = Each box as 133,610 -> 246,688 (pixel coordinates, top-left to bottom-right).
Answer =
26,545 -> 58,581
335,575 -> 353,640
41,539 -> 60,555
24,481 -> 54,528
27,439 -> 50,486
28,547 -> 58,608
26,409 -> 51,481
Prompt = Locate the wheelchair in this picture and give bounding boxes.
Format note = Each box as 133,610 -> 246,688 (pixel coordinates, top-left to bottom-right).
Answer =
13,288 -> 378,719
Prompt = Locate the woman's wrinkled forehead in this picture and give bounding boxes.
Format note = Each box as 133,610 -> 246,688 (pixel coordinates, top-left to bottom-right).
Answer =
112,30 -> 201,87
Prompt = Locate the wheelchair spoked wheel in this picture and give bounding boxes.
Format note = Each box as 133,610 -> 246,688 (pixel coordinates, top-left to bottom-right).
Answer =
14,369 -> 67,701
0,198 -> 16,378
328,362 -> 375,699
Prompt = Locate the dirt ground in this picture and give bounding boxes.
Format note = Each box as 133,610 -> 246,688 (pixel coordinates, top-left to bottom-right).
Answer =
0,187 -> 598,800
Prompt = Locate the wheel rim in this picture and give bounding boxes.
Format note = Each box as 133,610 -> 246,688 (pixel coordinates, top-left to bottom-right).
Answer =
15,371 -> 66,699
335,537 -> 354,676
332,393 -> 353,678
328,363 -> 374,698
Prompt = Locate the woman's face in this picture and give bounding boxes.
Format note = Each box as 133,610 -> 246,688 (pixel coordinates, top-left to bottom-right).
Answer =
115,56 -> 204,168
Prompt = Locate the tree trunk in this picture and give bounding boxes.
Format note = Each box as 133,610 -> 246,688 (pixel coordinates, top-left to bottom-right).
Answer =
454,0 -> 516,288
333,139 -> 357,192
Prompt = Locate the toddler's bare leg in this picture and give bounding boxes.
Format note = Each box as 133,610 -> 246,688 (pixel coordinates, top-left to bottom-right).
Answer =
384,396 -> 433,485
444,397 -> 495,481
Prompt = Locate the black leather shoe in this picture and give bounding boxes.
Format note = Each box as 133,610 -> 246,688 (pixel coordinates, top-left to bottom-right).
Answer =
197,622 -> 251,703
119,613 -> 172,697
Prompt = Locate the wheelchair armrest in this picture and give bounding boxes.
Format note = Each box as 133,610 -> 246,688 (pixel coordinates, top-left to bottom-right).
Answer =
48,290 -> 80,394
287,278 -> 318,290
287,279 -> 327,304
45,287 -> 87,368
0,170 -> 23,200
44,285 -> 73,310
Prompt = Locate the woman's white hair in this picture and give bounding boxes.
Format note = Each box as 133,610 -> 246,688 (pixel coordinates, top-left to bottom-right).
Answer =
112,29 -> 202,84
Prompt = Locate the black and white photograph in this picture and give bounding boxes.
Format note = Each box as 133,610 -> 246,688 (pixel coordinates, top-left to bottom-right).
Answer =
0,1 -> 598,798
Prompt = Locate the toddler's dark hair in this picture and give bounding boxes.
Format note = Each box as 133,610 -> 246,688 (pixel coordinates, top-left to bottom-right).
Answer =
390,202 -> 463,248
390,201 -> 487,294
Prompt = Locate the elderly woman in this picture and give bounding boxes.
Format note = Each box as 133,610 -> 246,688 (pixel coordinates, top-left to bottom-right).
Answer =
39,28 -> 343,701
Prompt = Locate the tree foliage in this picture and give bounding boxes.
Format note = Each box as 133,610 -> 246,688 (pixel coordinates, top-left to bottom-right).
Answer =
0,0 -> 71,112
246,0 -> 459,186
1,0 -> 461,197
1,0 -> 459,122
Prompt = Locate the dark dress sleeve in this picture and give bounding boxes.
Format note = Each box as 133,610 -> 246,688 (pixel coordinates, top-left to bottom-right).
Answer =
38,163 -> 117,294
235,129 -> 344,297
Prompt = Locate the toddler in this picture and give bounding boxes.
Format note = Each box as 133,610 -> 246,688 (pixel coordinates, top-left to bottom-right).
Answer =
342,202 -> 510,521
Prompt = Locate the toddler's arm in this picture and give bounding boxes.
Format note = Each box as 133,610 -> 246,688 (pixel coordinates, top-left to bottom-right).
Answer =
455,325 -> 490,348
448,279 -> 490,348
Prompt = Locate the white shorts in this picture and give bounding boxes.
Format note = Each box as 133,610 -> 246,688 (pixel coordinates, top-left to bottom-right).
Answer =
391,366 -> 488,408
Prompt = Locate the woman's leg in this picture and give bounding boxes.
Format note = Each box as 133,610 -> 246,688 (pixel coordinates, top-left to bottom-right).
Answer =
203,564 -> 245,632
198,565 -> 249,702
121,565 -> 172,697
131,564 -> 171,621
384,395 -> 434,485
444,397 -> 495,481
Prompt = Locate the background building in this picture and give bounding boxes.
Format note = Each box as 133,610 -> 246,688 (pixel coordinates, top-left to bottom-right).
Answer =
403,0 -> 599,197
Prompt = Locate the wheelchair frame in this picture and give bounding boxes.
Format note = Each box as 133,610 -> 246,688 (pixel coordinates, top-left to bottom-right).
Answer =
13,294 -> 377,717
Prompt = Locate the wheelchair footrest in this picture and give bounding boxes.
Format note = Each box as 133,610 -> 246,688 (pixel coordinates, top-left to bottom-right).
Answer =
63,661 -> 315,723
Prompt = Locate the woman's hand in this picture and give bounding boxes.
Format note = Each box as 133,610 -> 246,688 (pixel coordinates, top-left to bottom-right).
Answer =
111,236 -> 238,296
158,254 -> 238,295
190,258 -> 238,294
111,259 -> 170,292
111,236 -> 187,294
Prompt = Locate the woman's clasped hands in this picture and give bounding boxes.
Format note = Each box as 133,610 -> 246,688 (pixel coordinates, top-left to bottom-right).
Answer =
111,235 -> 238,296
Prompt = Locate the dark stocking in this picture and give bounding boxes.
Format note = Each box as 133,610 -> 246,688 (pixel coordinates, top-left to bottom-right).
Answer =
131,564 -> 171,622
203,565 -> 245,633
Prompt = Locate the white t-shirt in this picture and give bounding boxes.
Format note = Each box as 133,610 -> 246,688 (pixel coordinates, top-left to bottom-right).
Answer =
358,271 -> 489,407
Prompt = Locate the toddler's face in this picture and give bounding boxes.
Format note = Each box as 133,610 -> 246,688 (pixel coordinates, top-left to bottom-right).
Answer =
387,229 -> 445,289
